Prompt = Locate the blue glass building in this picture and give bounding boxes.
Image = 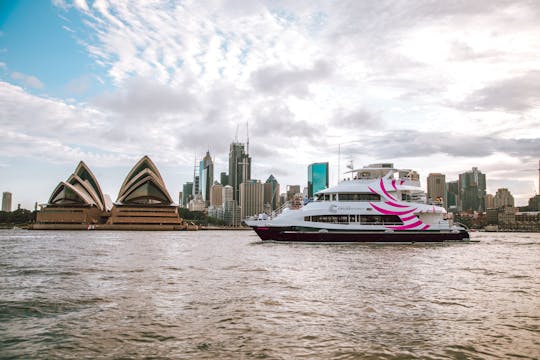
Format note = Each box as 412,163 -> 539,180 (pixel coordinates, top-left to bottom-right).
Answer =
308,162 -> 329,198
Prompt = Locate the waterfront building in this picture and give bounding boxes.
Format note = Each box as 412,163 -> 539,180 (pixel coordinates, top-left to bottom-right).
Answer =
494,188 -> 514,208
308,162 -> 329,198
527,195 -> 540,211
182,182 -> 194,207
222,185 -> 233,204
286,185 -> 301,201
107,156 -> 184,229
485,194 -> 495,209
240,180 -> 264,219
2,192 -> 12,212
199,151 -> 214,205
36,161 -> 110,226
210,183 -> 223,207
228,141 -> 251,202
188,195 -> 206,212
264,175 -> 280,211
427,173 -> 446,208
219,187 -> 234,224
458,167 -> 486,212
223,200 -> 241,226
446,181 -> 459,211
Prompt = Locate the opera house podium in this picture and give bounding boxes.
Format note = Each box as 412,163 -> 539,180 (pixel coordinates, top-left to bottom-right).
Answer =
106,156 -> 185,230
34,156 -> 186,230
35,161 -> 111,229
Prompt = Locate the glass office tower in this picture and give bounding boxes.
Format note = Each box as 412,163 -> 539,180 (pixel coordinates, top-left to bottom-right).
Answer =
308,162 -> 329,198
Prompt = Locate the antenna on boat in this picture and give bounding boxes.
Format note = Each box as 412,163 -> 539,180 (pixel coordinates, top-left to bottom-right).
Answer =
337,144 -> 341,184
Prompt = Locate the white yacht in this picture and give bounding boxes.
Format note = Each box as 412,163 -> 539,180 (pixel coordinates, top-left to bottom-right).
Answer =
245,163 -> 469,243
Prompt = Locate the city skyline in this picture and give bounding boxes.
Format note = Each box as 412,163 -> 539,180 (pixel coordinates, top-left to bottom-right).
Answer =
1,1 -> 540,209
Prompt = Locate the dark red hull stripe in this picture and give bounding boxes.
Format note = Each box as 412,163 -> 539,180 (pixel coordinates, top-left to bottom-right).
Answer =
252,227 -> 470,243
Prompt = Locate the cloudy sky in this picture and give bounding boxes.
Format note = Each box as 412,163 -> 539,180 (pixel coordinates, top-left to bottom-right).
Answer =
1,0 -> 539,209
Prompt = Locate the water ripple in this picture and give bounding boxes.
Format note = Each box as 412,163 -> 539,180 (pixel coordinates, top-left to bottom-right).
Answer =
0,229 -> 539,359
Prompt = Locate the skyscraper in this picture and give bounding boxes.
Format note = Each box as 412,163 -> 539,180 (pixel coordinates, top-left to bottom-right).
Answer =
494,188 -> 514,208
182,182 -> 193,207
308,162 -> 329,198
222,185 -> 234,204
485,194 -> 495,209
264,175 -> 280,211
240,180 -> 264,219
459,167 -> 486,212
193,175 -> 199,196
427,173 -> 446,208
229,142 -> 251,202
220,172 -> 229,186
210,183 -> 223,207
286,185 -> 301,201
2,192 -> 12,212
446,181 -> 459,211
199,151 -> 214,205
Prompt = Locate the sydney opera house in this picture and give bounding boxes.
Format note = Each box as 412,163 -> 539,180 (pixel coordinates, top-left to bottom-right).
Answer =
34,156 -> 187,230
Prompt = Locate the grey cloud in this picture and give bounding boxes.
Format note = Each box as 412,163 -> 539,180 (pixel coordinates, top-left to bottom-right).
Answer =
249,142 -> 275,159
251,103 -> 322,141
345,130 -> 540,159
334,108 -> 382,129
93,77 -> 199,116
459,71 -> 540,112
251,60 -> 332,96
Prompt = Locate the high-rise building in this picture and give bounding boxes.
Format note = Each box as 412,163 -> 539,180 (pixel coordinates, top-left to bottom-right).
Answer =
210,183 -> 223,207
264,175 -> 280,211
182,182 -> 194,207
193,175 -> 199,196
485,194 -> 494,209
223,200 -> 241,226
458,167 -> 486,212
178,191 -> 183,207
240,180 -> 264,219
228,142 -> 251,202
222,185 -> 234,204
198,151 -> 214,205
221,185 -> 238,226
286,185 -> 301,201
494,188 -> 514,208
446,181 -> 459,211
427,173 -> 446,208
220,172 -> 229,186
2,192 -> 12,212
308,162 -> 329,198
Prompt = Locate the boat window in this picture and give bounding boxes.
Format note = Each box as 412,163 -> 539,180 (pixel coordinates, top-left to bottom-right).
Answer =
317,194 -> 331,201
304,215 -> 403,225
338,193 -> 381,201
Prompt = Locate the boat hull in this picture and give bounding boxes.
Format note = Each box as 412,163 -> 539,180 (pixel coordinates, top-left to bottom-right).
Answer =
251,227 -> 470,243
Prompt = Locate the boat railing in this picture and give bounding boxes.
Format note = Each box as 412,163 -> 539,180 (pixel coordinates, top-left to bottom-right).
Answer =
270,201 -> 292,218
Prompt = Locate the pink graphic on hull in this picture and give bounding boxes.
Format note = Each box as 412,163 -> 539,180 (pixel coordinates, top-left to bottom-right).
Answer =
370,203 -> 416,216
368,178 -> 430,231
379,178 -> 397,201
388,220 -> 423,230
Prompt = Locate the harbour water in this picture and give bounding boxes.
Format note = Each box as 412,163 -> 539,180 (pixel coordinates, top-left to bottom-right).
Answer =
0,229 -> 538,359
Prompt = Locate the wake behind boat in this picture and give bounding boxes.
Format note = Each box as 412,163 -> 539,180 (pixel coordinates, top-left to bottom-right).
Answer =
245,163 -> 469,243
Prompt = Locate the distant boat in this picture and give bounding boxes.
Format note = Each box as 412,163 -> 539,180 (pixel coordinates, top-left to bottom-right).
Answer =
245,164 -> 469,244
